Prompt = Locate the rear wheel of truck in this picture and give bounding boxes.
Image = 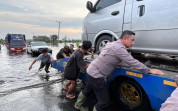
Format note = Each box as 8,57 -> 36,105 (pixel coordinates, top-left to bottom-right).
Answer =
112,77 -> 151,111
96,35 -> 112,52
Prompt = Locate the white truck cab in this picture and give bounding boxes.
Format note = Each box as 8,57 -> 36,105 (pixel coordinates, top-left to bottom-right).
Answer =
82,0 -> 178,57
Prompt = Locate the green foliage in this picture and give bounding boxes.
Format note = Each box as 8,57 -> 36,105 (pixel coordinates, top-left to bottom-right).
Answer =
76,41 -> 80,47
26,39 -> 33,43
33,35 -> 51,43
0,39 -> 4,44
50,35 -> 58,45
30,34 -> 82,46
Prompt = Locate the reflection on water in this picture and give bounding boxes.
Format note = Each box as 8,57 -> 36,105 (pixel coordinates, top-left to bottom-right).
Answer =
0,45 -> 62,93
0,44 -> 82,111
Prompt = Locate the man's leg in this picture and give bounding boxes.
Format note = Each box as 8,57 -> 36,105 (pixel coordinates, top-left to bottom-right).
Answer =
45,62 -> 50,73
66,80 -> 76,98
74,75 -> 94,111
63,80 -> 71,91
39,62 -> 45,71
88,76 -> 110,111
74,83 -> 93,111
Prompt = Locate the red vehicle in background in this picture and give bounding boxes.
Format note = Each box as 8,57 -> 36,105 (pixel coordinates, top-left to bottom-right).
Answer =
5,34 -> 26,52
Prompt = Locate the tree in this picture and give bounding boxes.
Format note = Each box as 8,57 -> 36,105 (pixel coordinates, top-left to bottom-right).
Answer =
0,39 -> 4,44
50,35 -> 58,45
33,35 -> 51,43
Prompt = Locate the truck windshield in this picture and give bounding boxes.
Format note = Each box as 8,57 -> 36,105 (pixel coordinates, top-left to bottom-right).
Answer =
11,40 -> 25,46
31,42 -> 47,46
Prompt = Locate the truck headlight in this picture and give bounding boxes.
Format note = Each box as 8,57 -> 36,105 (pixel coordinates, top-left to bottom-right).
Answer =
10,48 -> 15,50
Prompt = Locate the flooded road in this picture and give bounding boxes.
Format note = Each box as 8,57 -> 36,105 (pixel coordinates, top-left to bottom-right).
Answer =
0,45 -> 83,111
0,45 -> 122,111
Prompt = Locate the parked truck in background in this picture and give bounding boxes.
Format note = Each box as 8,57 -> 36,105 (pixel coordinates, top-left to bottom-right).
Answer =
82,0 -> 178,58
5,34 -> 26,52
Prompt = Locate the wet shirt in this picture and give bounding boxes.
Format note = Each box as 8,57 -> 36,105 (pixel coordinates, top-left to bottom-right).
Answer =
160,76 -> 178,111
56,48 -> 72,59
36,53 -> 52,64
87,40 -> 150,79
64,49 -> 86,80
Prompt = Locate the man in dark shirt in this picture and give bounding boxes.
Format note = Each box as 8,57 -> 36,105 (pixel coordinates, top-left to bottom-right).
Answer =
63,41 -> 92,99
56,45 -> 72,59
70,44 -> 75,53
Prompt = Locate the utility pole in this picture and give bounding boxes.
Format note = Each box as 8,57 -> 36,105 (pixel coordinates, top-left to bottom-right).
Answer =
64,35 -> 67,46
56,21 -> 62,48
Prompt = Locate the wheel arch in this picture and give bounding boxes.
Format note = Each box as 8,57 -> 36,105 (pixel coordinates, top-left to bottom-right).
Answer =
94,30 -> 119,48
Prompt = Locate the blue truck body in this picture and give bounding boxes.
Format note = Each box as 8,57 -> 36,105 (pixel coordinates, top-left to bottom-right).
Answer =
52,58 -> 177,110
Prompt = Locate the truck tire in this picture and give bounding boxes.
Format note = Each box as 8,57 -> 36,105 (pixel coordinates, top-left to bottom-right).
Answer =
112,78 -> 151,111
96,35 -> 112,52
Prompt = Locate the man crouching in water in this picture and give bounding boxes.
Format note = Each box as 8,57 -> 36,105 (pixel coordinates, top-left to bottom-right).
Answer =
63,41 -> 92,99
29,48 -> 54,73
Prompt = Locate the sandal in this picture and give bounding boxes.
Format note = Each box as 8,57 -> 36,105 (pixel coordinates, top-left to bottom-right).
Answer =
66,94 -> 75,99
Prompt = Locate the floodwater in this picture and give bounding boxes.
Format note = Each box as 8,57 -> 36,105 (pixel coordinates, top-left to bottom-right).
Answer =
0,44 -> 124,111
0,45 -> 84,111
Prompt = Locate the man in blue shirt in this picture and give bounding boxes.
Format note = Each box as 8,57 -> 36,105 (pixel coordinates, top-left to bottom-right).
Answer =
29,48 -> 54,73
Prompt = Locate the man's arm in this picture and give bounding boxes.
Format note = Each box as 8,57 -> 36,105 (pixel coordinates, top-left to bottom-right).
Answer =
116,47 -> 164,75
29,60 -> 36,70
50,56 -> 54,61
62,53 -> 68,58
84,63 -> 89,69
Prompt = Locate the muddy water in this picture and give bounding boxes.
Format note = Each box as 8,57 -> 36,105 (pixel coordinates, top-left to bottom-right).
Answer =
0,45 -> 122,111
0,46 -> 61,93
0,45 -> 81,111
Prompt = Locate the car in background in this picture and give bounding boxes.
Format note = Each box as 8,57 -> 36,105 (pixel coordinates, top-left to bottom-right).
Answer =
27,41 -> 52,57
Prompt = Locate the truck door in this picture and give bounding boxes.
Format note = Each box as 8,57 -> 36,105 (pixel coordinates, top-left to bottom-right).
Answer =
86,0 -> 126,44
123,0 -> 133,30
131,0 -> 178,54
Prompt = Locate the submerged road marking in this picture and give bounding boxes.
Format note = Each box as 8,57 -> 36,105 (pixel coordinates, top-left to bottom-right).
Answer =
126,71 -> 143,78
164,80 -> 177,87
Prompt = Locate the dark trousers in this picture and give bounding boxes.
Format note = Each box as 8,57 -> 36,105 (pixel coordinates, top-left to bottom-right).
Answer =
39,62 -> 50,73
82,74 -> 110,111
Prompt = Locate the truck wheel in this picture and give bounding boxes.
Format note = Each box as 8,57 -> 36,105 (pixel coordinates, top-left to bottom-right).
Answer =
112,78 -> 151,111
96,35 -> 112,52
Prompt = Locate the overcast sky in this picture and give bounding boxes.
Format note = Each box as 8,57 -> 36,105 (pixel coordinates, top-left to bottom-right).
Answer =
0,0 -> 96,40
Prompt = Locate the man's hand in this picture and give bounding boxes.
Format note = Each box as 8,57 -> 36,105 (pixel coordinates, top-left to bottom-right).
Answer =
150,69 -> 164,75
84,63 -> 90,69
29,65 -> 32,70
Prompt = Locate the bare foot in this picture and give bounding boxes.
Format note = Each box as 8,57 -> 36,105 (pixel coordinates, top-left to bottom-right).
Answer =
66,94 -> 75,99
63,86 -> 68,91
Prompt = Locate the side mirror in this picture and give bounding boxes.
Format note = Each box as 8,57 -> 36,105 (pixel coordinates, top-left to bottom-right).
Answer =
86,1 -> 95,13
